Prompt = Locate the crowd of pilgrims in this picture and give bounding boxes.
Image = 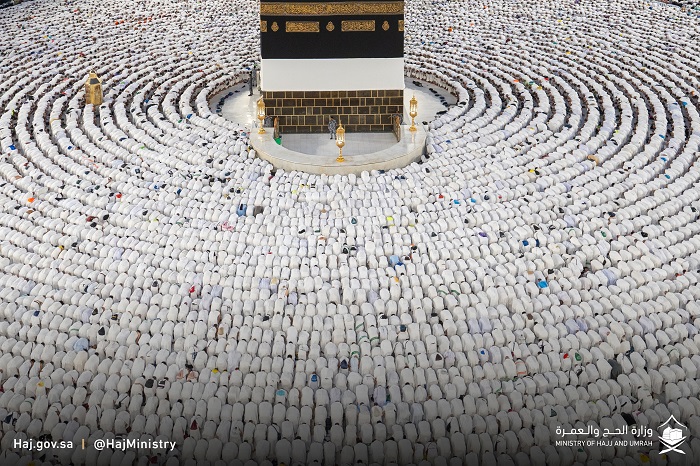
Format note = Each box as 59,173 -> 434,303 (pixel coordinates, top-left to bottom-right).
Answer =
1,0 -> 700,465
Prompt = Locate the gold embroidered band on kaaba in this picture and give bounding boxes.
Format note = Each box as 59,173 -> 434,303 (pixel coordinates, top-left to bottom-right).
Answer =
260,1 -> 404,16
342,20 -> 375,32
286,21 -> 320,32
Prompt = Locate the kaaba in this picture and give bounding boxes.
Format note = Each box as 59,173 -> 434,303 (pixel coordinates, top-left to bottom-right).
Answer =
259,1 -> 405,133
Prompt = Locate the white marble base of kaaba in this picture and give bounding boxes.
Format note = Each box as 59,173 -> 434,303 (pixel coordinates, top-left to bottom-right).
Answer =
250,125 -> 427,175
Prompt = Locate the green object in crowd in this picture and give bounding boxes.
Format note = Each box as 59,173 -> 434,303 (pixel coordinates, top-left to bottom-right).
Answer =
275,137 -> 282,145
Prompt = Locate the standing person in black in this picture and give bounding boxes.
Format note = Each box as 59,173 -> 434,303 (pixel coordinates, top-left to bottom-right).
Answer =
328,116 -> 338,139
248,64 -> 257,96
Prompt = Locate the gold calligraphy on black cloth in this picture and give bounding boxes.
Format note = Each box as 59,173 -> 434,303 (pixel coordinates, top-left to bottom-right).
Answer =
261,1 -> 404,16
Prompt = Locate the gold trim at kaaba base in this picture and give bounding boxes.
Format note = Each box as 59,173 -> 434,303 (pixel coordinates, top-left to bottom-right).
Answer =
326,21 -> 335,32
398,19 -> 404,31
261,1 -> 403,16
382,20 -> 389,31
286,21 -> 320,32
260,20 -> 267,32
271,21 -> 279,31
341,20 -> 375,32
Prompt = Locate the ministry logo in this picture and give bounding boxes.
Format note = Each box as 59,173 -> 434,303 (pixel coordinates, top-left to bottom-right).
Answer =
658,415 -> 688,455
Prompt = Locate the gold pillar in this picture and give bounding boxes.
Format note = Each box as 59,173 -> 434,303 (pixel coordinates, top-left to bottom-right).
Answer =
336,122 -> 345,163
257,98 -> 266,134
84,71 -> 103,106
409,95 -> 418,132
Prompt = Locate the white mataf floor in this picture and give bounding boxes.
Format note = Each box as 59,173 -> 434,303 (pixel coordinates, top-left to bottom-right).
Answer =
281,132 -> 398,157
210,82 -> 258,129
404,78 -> 457,124
251,124 -> 427,175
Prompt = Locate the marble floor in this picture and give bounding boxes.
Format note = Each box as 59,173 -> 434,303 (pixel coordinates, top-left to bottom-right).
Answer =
281,131 -> 398,156
209,83 -> 258,130
251,124 -> 427,175
402,79 -> 457,124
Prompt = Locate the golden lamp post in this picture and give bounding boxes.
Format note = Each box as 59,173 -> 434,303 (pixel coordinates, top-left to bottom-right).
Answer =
336,121 -> 346,163
409,95 -> 418,132
257,98 -> 266,134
